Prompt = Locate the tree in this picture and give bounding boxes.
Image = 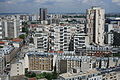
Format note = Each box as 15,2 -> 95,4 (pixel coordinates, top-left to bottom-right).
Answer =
22,27 -> 29,34
36,72 -> 46,79
52,71 -> 58,79
19,34 -> 26,39
45,73 -> 53,80
0,46 -> 3,48
31,72 -> 36,77
36,74 -> 45,79
25,72 -> 36,78
36,72 -> 58,80
22,22 -> 29,34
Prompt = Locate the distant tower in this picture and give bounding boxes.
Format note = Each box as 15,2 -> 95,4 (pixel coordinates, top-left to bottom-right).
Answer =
39,8 -> 47,21
86,6 -> 105,46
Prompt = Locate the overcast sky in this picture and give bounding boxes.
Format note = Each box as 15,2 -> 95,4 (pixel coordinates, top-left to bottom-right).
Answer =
0,0 -> 120,13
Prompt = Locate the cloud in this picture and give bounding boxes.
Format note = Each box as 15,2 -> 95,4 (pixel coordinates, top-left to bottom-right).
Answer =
34,0 -> 73,4
112,0 -> 120,2
0,0 -> 26,4
112,0 -> 120,5
80,0 -> 105,5
0,0 -> 106,5
0,0 -> 120,13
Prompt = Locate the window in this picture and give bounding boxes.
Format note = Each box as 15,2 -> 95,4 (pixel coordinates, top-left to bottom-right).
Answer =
17,67 -> 19,69
64,27 -> 67,29
60,29 -> 63,31
60,39 -> 63,41
82,76 -> 86,79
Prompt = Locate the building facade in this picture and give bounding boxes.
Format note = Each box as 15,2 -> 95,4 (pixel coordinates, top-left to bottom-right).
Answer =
25,52 -> 54,71
33,32 -> 49,52
0,18 -> 20,39
87,6 -> 105,46
39,8 -> 47,21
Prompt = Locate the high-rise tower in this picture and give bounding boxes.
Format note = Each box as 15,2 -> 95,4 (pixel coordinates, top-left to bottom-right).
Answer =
87,6 -> 105,46
39,8 -> 47,21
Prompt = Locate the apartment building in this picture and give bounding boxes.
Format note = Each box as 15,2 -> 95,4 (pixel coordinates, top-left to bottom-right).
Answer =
87,6 -> 105,46
33,24 -> 88,52
0,20 -> 3,39
56,55 -> 120,74
59,67 -> 120,80
85,45 -> 112,57
25,52 -> 54,71
0,46 -> 14,63
33,30 -> 49,52
74,33 -> 89,51
10,60 -> 25,77
51,25 -> 72,51
48,14 -> 62,24
56,56 -> 93,73
59,69 -> 101,80
99,67 -> 120,80
0,18 -> 20,39
39,8 -> 48,24
39,8 -> 47,21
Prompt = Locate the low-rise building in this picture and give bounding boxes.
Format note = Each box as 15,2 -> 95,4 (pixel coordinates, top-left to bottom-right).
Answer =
59,69 -> 101,80
85,45 -> 112,57
0,46 -> 14,63
24,52 -> 55,72
58,67 -> 120,80
11,38 -> 23,48
56,56 -> 93,73
10,60 -> 25,77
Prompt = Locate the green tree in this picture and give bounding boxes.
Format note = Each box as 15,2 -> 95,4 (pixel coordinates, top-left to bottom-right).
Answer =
52,71 -> 58,79
36,73 -> 45,79
36,72 -> 58,80
31,72 -> 36,77
0,46 -> 3,48
22,27 -> 29,33
25,72 -> 36,78
19,34 -> 26,39
22,22 -> 29,34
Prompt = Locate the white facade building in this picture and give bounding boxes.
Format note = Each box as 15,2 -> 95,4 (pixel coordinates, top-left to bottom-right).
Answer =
0,21 -> 3,39
87,6 -> 105,46
33,32 -> 49,52
52,26 -> 71,51
74,33 -> 89,50
88,75 -> 102,80
10,60 -> 25,76
0,18 -> 20,39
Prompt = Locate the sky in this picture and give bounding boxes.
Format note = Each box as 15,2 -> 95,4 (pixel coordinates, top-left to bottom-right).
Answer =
0,0 -> 120,14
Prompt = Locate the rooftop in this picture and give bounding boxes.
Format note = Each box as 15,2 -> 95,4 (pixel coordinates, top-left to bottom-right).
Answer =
0,41 -> 5,44
11,38 -> 23,42
59,69 -> 99,79
0,46 -> 14,54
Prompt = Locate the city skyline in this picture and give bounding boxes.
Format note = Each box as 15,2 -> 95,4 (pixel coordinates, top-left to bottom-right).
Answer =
0,0 -> 120,13
0,5 -> 120,80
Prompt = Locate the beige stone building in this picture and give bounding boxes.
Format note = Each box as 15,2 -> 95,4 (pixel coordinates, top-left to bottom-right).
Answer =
87,6 -> 105,46
25,52 -> 54,71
